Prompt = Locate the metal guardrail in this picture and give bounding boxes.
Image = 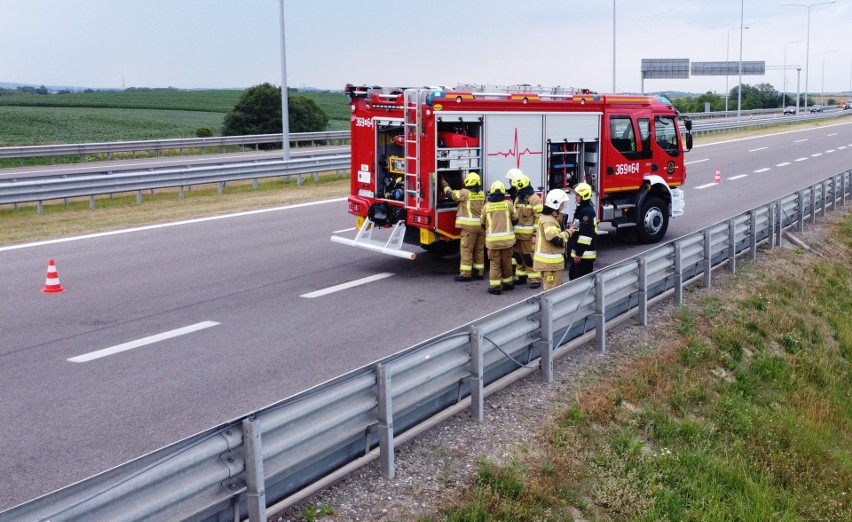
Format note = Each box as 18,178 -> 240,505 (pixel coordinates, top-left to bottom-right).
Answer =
0,155 -> 351,213
2,168 -> 848,522
0,131 -> 350,163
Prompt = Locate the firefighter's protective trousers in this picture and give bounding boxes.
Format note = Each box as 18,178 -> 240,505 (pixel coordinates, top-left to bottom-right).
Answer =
446,186 -> 486,277
533,212 -> 571,291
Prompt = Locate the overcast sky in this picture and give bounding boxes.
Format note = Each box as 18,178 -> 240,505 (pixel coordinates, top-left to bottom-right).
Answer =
1,0 -> 850,96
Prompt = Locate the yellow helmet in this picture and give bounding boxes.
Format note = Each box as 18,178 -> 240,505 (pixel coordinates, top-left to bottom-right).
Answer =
511,174 -> 531,190
574,182 -> 593,201
489,180 -> 506,194
463,172 -> 481,187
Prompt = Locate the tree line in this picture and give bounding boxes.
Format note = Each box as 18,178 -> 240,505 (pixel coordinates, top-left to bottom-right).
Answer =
667,82 -> 840,112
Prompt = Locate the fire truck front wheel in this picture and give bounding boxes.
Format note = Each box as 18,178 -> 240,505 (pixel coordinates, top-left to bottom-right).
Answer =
637,196 -> 669,244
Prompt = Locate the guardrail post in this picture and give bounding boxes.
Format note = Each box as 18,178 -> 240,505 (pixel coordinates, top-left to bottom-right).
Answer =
89,195 -> 95,209
136,191 -> 143,204
638,257 -> 648,326
766,204 -> 775,251
728,220 -> 736,275
37,201 -> 43,216
821,180 -> 828,219
831,176 -> 837,211
810,185 -> 817,225
674,241 -> 684,305
703,228 -> 712,289
749,209 -> 759,260
377,364 -> 395,479
842,172 -> 848,206
797,190 -> 805,232
242,416 -> 266,522
179,186 -> 185,199
776,201 -> 784,247
595,274 -> 606,353
539,297 -> 554,383
218,182 -> 225,195
470,325 -> 485,420
252,178 -> 258,190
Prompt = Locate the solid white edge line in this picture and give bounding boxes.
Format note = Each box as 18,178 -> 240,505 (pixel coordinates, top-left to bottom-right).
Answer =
68,321 -> 220,363
0,198 -> 349,253
301,273 -> 394,298
794,139 -> 808,143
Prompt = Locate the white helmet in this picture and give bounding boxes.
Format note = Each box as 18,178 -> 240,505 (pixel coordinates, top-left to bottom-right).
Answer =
505,168 -> 524,182
544,189 -> 570,211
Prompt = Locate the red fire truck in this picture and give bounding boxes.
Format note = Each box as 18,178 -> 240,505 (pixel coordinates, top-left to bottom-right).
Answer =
332,84 -> 692,260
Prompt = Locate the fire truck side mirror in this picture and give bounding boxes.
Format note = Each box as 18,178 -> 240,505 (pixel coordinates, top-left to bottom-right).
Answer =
683,117 -> 693,131
685,133 -> 694,152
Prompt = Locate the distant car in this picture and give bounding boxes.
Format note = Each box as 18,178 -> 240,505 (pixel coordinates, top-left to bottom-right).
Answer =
844,101 -> 852,110
809,105 -> 823,113
783,106 -> 797,115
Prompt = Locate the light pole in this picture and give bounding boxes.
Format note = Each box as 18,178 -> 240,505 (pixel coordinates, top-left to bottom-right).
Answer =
279,0 -> 290,160
725,25 -> 749,113
783,41 -> 801,107
782,1 -> 836,111
821,49 -> 838,101
612,0 -> 616,93
736,0 -> 745,118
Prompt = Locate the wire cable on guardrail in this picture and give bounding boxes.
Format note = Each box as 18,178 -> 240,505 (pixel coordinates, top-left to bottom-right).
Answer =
35,425 -> 237,520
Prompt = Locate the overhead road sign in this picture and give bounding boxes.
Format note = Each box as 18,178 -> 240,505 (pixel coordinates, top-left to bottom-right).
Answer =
641,58 -> 690,79
691,61 -> 766,76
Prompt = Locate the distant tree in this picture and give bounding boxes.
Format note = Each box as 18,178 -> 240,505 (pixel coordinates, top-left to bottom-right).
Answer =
35,85 -> 49,95
196,127 -> 214,138
730,83 -> 781,110
670,91 -> 724,113
17,86 -> 36,94
222,82 -> 328,139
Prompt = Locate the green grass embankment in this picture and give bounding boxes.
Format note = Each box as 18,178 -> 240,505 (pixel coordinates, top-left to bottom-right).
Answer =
431,211 -> 852,521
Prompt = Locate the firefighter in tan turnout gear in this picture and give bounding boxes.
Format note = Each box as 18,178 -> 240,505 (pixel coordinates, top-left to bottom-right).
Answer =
442,172 -> 486,281
508,170 -> 543,289
532,189 -> 574,291
481,180 -> 516,295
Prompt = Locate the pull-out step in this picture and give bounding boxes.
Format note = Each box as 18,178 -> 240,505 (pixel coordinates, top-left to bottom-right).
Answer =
330,219 -> 417,260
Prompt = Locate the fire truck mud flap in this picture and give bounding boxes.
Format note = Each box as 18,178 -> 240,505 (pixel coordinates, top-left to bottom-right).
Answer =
330,218 -> 418,260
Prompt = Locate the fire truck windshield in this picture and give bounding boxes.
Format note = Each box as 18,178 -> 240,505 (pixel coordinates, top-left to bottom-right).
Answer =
654,116 -> 680,155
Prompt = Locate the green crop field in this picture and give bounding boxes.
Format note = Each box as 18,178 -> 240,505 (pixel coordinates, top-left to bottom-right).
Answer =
0,88 -> 351,145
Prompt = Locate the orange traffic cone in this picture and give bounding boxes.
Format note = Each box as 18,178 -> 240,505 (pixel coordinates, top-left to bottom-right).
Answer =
714,168 -> 722,183
41,259 -> 65,293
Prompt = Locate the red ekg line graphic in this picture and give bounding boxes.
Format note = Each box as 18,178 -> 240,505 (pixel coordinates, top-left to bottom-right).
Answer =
487,128 -> 543,168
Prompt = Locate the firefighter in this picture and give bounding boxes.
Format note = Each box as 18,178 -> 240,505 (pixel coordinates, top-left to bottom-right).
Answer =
441,171 -> 486,281
509,172 -> 543,289
567,182 -> 598,280
504,167 -> 524,201
481,180 -> 516,295
532,189 -> 574,291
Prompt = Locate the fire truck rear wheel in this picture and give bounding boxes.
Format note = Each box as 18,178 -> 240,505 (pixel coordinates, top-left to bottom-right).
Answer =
637,196 -> 668,244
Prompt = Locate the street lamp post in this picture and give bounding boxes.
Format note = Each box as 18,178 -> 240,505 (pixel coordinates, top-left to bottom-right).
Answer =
612,0 -> 616,93
737,0 -> 745,118
279,0 -> 290,160
821,49 -> 838,101
783,41 -> 801,107
781,1 -> 837,111
725,25 -> 749,113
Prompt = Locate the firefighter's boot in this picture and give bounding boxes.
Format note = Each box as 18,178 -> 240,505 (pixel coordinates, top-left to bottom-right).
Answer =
515,275 -> 528,285
487,286 -> 502,295
529,281 -> 541,289
502,283 -> 515,291
455,275 -> 473,282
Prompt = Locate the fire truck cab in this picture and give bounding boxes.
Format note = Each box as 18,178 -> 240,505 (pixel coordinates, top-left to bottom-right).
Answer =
332,84 -> 692,260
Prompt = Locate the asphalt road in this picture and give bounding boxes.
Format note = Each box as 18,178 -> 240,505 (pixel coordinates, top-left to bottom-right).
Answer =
1,120 -> 850,510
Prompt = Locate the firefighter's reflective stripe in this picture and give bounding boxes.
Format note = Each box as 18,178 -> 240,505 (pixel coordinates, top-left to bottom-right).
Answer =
514,224 -> 535,235
456,216 -> 481,226
533,251 -> 564,264
460,263 -> 472,271
487,231 -> 515,242
576,234 -> 594,245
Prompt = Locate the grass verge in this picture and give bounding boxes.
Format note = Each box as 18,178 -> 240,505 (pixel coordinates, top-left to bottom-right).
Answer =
426,210 -> 852,521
